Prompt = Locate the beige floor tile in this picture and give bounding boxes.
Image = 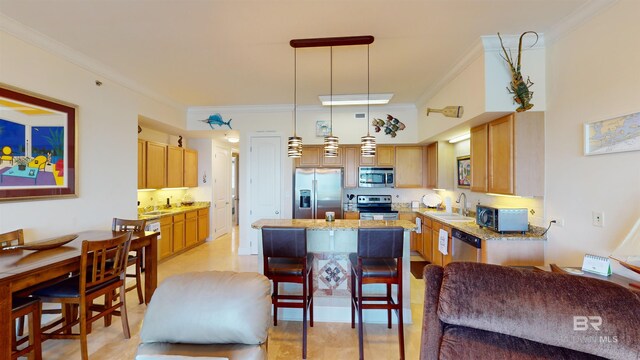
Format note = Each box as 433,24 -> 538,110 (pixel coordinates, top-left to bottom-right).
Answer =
36,226 -> 425,359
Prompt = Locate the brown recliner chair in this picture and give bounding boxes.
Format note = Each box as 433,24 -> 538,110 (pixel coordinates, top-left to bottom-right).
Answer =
421,262 -> 640,360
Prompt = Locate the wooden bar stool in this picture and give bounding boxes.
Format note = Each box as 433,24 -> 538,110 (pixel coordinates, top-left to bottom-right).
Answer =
112,218 -> 146,304
261,227 -> 313,359
11,297 -> 42,360
350,227 -> 405,360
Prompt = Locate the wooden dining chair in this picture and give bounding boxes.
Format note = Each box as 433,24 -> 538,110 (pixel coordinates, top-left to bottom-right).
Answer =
1,229 -> 42,360
11,297 -> 42,360
112,218 -> 146,304
0,228 -> 24,248
32,232 -> 133,360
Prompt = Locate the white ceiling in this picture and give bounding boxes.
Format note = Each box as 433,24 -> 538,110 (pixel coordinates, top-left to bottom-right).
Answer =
1,0 -> 597,109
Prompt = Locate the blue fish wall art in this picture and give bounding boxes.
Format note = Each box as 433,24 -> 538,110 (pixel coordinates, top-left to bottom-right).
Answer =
200,113 -> 232,129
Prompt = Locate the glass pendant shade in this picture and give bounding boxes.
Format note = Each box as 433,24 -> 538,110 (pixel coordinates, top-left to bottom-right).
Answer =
288,136 -> 302,157
324,135 -> 339,157
360,135 -> 376,157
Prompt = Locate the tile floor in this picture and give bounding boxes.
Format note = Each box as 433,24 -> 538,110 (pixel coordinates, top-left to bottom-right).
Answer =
37,226 -> 427,359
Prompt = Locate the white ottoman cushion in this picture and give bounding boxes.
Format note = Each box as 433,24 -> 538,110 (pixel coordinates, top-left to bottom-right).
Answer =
140,271 -> 271,345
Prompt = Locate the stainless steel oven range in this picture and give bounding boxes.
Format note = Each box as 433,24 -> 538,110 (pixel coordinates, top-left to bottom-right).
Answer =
356,195 -> 399,220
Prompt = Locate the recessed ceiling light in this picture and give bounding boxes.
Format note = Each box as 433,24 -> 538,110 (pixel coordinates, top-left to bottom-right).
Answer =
319,93 -> 393,106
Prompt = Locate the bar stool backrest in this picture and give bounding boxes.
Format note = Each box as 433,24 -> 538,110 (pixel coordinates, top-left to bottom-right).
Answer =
0,229 -> 24,248
112,218 -> 146,232
357,227 -> 404,259
262,227 -> 307,258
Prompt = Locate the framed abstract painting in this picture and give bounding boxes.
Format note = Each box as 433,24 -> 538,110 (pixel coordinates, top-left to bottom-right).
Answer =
0,84 -> 77,201
457,156 -> 471,188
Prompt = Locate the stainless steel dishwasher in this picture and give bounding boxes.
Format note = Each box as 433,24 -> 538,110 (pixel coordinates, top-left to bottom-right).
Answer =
451,228 -> 481,262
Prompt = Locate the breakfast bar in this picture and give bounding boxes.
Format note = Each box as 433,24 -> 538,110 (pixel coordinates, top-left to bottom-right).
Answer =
251,219 -> 416,324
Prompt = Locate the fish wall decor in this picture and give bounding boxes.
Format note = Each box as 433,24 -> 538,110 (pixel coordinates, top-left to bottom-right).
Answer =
200,113 -> 232,129
372,114 -> 405,138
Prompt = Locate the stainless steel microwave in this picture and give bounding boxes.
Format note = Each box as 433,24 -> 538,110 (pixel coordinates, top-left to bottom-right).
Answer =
476,205 -> 528,233
358,167 -> 394,188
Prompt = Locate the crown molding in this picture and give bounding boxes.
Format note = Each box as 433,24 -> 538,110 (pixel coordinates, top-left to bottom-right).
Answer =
0,13 -> 186,112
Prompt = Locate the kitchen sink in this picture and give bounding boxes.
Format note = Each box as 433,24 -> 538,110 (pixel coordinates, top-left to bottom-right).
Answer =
429,213 -> 475,222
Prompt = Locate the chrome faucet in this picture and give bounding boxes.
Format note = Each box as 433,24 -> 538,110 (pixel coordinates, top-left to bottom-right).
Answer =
456,192 -> 468,217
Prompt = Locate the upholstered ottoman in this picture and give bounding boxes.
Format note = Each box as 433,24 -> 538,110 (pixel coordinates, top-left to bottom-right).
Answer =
136,271 -> 271,360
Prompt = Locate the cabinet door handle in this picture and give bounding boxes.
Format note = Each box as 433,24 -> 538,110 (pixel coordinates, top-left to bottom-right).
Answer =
275,211 -> 280,215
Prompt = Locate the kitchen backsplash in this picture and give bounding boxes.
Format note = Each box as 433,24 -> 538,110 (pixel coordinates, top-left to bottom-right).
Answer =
137,188 -> 196,209
346,187 -> 544,227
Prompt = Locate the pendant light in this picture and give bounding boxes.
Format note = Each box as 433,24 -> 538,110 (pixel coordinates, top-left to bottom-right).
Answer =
287,47 -> 302,158
361,44 -> 376,157
324,46 -> 339,157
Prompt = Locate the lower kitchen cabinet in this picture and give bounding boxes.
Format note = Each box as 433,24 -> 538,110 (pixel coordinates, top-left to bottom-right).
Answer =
420,216 -> 433,261
344,211 -> 360,220
185,210 -> 198,247
156,206 -> 211,261
159,216 -> 173,259
198,208 -> 210,242
172,214 -> 185,253
431,221 -> 452,266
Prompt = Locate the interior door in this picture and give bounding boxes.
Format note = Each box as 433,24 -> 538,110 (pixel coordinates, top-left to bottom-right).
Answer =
249,136 -> 281,253
213,146 -> 230,238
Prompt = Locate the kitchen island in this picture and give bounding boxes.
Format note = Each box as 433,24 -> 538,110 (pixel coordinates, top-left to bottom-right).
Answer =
251,219 -> 416,324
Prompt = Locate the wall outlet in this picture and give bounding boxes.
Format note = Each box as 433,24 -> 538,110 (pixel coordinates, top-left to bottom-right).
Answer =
592,211 -> 604,227
552,218 -> 565,227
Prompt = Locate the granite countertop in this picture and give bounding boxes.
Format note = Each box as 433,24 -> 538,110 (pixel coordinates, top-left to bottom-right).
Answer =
251,219 -> 417,231
138,202 -> 211,220
393,204 -> 546,241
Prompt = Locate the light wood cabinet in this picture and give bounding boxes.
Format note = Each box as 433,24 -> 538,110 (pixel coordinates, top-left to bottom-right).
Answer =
295,146 -> 322,167
471,112 -> 544,196
395,146 -> 424,188
167,146 -> 184,188
184,148 -> 198,187
344,211 -> 360,220
488,115 -> 514,194
343,146 -> 359,188
295,145 -> 344,167
198,208 -> 210,242
359,153 -> 375,166
420,216 -> 433,261
376,145 -> 395,166
146,141 -> 167,189
138,139 -> 146,189
424,141 -> 454,190
185,210 -> 198,247
172,214 -> 185,252
430,221 -> 452,266
470,124 -> 488,192
159,216 -> 173,260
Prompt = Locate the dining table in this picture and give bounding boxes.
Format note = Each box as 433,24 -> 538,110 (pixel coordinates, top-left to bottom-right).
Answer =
0,230 -> 159,360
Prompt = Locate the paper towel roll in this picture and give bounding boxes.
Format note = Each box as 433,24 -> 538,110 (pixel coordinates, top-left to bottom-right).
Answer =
445,197 -> 452,213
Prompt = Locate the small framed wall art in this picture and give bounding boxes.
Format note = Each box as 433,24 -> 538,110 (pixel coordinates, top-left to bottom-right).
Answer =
0,84 -> 77,201
457,156 -> 471,188
584,111 -> 640,156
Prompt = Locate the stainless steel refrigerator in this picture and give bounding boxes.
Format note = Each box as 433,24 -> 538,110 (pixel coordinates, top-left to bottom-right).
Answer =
294,168 -> 343,219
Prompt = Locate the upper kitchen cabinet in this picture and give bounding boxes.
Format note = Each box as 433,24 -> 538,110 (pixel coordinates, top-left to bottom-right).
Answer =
184,148 -> 198,187
470,124 -> 488,192
145,141 -> 167,189
354,144 -> 394,166
424,141 -> 454,190
473,112 -> 544,196
138,139 -> 146,189
167,145 -> 184,188
343,146 -> 359,189
395,146 -> 424,188
294,145 -> 344,167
